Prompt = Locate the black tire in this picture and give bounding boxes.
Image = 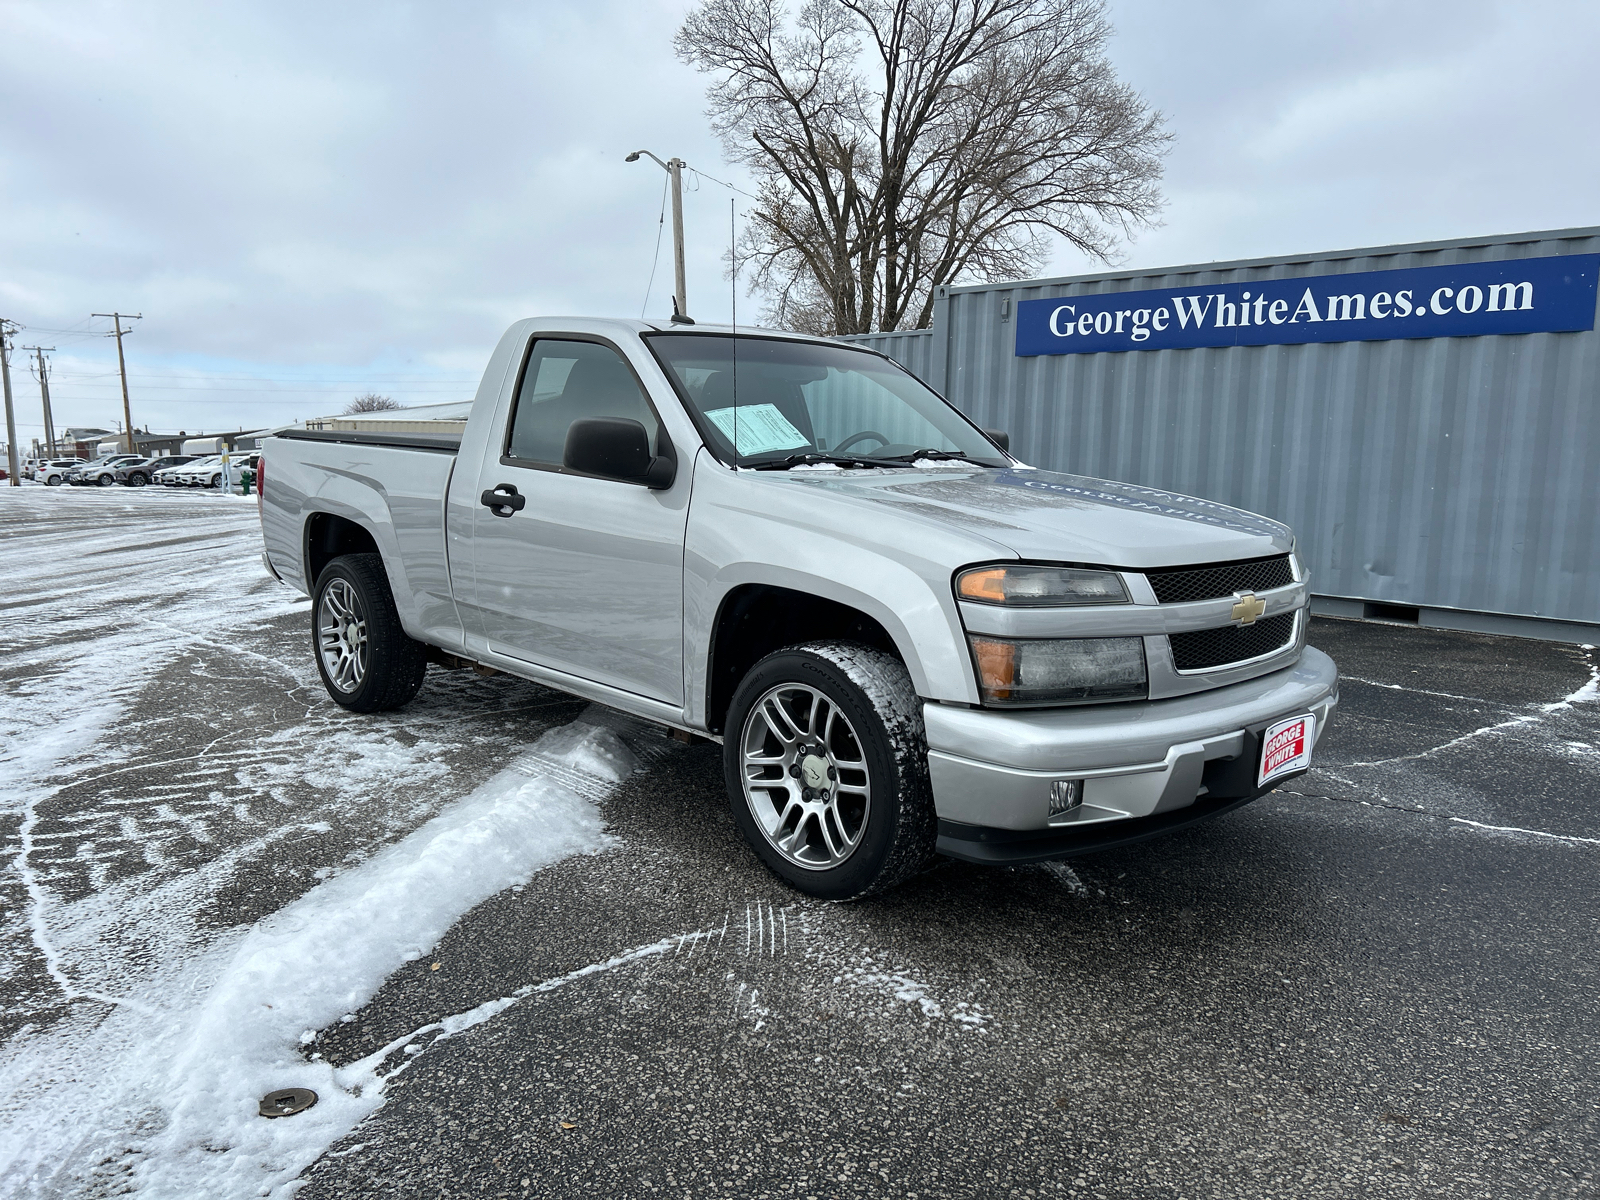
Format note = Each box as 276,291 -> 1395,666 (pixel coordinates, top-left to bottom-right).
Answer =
311,553 -> 428,712
723,641 -> 936,900
127,473 -> 147,487
97,473 -> 116,487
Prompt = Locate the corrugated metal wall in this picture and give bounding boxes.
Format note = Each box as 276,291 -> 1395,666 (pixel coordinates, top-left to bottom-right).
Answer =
846,327 -> 937,384
844,227 -> 1600,631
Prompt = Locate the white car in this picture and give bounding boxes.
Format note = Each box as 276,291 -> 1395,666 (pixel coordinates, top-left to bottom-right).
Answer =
35,458 -> 87,486
178,453 -> 257,488
169,455 -> 220,486
70,455 -> 145,487
157,457 -> 208,486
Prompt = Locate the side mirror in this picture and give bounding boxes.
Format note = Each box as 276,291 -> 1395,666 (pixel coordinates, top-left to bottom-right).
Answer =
983,428 -> 1011,453
563,418 -> 676,490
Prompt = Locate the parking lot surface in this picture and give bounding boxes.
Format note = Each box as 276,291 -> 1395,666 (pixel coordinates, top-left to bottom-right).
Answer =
2,487 -> 1596,1198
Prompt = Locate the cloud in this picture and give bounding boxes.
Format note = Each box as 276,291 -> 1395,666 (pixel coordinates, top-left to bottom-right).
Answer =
2,0 -> 1593,440
1083,0 -> 1599,274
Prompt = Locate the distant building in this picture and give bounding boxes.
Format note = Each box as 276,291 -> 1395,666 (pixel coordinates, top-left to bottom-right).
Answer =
60,427 -> 114,458
303,400 -> 469,435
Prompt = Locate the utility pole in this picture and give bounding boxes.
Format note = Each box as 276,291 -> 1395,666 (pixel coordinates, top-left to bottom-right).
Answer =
626,150 -> 693,324
23,346 -> 57,457
93,313 -> 142,453
1,320 -> 21,486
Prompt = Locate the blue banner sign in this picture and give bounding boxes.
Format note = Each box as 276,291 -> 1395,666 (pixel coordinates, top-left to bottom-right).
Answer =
1015,254 -> 1599,356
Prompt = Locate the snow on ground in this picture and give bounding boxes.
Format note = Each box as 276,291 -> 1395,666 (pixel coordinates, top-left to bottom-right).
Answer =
0,488 -> 652,1197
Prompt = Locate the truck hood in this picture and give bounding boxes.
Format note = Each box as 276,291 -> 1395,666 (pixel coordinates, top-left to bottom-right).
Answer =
782,466 -> 1291,568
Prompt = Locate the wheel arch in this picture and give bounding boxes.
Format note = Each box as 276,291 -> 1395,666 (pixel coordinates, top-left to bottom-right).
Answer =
304,511 -> 382,590
704,583 -> 906,737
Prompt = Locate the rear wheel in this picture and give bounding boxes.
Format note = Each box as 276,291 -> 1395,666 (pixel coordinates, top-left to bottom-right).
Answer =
724,642 -> 935,900
45,474 -> 61,486
311,553 -> 427,712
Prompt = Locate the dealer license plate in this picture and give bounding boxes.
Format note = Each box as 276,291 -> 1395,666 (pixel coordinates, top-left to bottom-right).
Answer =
1258,713 -> 1316,787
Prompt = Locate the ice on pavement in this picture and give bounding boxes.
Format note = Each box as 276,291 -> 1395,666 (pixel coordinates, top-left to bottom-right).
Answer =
0,489 -> 646,1198
137,718 -> 624,1198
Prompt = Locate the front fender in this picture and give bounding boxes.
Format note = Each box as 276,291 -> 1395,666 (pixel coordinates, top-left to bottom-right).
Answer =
683,457 -> 1008,726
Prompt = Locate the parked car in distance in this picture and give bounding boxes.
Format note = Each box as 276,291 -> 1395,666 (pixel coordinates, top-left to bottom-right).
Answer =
179,452 -> 257,488
162,455 -> 219,486
117,455 -> 195,487
70,455 -> 146,487
153,460 -> 194,486
35,458 -> 87,486
21,458 -> 42,481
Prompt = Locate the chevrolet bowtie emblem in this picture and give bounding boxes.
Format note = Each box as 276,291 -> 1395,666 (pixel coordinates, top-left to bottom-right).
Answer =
1231,592 -> 1267,625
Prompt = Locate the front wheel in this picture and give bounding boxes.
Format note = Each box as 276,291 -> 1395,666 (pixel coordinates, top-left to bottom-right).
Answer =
97,473 -> 116,487
724,642 -> 936,900
127,473 -> 147,487
311,553 -> 428,712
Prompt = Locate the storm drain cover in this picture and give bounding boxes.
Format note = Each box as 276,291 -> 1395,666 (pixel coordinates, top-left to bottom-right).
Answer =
259,1088 -> 318,1118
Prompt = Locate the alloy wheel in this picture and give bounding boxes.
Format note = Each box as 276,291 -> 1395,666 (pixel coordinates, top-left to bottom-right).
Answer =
739,683 -> 871,870
316,578 -> 368,693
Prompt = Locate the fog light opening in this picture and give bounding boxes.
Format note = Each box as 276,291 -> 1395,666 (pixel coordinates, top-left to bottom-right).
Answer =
1049,779 -> 1084,818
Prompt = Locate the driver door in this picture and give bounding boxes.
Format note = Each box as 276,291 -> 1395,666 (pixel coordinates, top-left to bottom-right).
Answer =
466,337 -> 689,705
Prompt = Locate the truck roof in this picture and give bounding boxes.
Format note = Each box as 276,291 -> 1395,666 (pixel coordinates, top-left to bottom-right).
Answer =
519,316 -> 847,348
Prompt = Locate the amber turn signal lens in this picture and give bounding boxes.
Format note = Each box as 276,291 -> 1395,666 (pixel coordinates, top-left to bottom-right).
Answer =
970,637 -> 1017,699
957,568 -> 1009,603
955,564 -> 1129,606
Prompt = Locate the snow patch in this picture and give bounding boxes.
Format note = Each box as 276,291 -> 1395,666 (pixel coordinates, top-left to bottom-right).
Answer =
1542,655 -> 1599,712
842,956 -> 991,1028
130,716 -> 621,1197
530,720 -> 637,783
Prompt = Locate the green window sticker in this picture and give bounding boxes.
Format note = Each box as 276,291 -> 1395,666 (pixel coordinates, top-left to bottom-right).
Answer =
705,404 -> 811,456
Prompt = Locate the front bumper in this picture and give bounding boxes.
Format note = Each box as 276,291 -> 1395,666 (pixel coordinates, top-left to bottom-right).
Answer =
925,646 -> 1338,864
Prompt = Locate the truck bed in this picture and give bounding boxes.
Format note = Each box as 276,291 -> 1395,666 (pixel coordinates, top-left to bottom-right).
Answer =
275,428 -> 462,454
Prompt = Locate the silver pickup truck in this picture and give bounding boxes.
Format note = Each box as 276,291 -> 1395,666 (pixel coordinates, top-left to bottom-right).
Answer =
259,318 -> 1338,898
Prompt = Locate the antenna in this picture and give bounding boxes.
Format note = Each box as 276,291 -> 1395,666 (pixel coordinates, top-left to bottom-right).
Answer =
730,198 -> 738,464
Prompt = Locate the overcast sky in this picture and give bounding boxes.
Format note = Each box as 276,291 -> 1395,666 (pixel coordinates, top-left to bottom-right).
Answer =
1,0 -> 1594,446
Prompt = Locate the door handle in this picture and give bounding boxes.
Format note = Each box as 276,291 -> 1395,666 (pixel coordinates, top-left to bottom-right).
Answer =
480,483 -> 526,517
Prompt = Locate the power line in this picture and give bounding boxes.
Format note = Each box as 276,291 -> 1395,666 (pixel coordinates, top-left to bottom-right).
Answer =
641,169 -> 670,319
685,164 -> 761,203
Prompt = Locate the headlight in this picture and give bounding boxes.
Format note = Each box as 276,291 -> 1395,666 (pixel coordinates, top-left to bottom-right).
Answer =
967,634 -> 1147,707
956,564 -> 1129,606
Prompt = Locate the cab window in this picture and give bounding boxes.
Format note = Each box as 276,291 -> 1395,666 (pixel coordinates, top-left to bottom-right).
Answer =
506,339 -> 659,466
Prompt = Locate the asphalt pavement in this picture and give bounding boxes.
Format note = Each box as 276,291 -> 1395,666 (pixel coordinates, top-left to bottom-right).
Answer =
2,487 -> 1596,1199
296,618 -> 1599,1200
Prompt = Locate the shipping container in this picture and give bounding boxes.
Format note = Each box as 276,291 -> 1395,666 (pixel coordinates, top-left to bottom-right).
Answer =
844,226 -> 1600,642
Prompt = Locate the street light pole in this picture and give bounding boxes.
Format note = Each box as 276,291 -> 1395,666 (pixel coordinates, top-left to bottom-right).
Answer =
93,313 -> 142,453
626,150 -> 693,324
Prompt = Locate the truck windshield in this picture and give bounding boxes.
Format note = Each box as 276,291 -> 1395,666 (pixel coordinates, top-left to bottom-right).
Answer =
645,333 -> 1007,468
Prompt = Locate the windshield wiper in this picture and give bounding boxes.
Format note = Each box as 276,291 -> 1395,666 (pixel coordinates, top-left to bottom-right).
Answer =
876,448 -> 995,465
749,453 -> 886,471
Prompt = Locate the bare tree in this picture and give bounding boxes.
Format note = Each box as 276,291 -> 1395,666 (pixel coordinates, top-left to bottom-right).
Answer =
344,393 -> 402,414
677,0 -> 1169,334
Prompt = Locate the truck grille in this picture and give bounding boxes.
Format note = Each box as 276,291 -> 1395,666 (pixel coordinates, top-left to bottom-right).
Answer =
1145,555 -> 1295,604
1169,613 -> 1296,671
